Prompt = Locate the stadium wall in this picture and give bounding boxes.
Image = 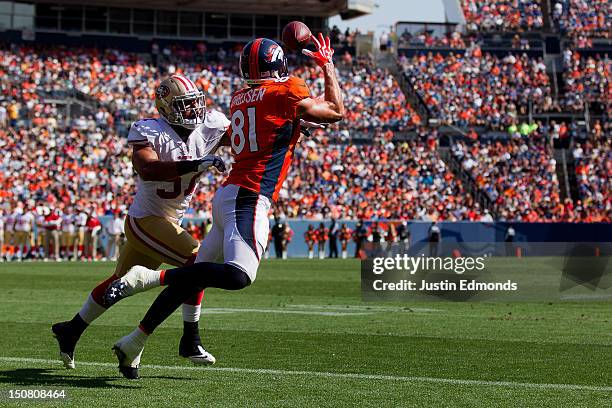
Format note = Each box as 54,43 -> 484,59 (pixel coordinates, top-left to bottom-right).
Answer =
88,218 -> 612,258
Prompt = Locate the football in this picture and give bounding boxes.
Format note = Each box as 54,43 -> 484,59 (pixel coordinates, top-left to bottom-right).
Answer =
281,21 -> 312,51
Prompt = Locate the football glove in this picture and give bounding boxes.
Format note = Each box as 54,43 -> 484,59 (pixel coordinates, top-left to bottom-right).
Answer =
196,155 -> 226,174
302,33 -> 334,68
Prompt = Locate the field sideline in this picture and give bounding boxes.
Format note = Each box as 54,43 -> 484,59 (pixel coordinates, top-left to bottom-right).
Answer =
0,260 -> 610,407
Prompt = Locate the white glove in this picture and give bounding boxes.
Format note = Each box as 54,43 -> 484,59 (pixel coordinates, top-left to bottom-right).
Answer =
197,155 -> 226,173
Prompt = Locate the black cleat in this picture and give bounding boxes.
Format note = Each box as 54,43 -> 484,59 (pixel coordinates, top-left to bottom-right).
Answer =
51,321 -> 79,369
112,346 -> 140,380
178,335 -> 216,365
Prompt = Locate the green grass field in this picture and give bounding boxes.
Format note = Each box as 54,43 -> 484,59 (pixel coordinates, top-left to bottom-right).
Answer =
0,259 -> 610,407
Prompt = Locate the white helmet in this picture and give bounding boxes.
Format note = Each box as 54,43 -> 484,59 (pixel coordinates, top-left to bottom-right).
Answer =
155,75 -> 206,129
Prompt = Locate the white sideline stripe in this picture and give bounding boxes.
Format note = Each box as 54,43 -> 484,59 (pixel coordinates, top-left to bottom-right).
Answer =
286,304 -> 443,313
1,357 -> 611,392
204,308 -> 372,316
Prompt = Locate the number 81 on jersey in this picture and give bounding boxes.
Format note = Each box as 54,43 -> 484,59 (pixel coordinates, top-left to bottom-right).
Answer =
231,107 -> 259,154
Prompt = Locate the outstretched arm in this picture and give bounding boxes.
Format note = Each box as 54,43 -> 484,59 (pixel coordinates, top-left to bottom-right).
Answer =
297,33 -> 345,123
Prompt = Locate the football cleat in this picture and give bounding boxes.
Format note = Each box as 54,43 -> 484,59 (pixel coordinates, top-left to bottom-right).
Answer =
51,321 -> 79,369
112,337 -> 144,380
179,336 -> 216,365
103,265 -> 160,307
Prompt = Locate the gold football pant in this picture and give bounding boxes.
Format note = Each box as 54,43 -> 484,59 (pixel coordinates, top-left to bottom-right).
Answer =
115,215 -> 199,277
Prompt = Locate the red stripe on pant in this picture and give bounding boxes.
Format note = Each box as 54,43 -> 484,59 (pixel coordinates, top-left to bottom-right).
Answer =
91,274 -> 118,307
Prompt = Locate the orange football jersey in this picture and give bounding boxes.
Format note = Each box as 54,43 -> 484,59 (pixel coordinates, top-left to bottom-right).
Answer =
224,76 -> 311,201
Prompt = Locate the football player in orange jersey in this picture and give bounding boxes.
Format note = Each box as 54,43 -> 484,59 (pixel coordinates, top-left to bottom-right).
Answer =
103,33 -> 344,378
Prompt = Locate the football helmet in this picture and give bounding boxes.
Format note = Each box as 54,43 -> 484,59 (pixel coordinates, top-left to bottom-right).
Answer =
240,38 -> 289,86
155,75 -> 206,129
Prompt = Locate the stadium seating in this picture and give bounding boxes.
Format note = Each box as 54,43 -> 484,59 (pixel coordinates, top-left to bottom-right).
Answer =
562,50 -> 611,112
277,137 -> 486,221
572,136 -> 611,222
0,36 -> 609,224
552,0 -> 610,45
461,0 -> 544,32
399,48 -> 553,128
451,138 -> 568,221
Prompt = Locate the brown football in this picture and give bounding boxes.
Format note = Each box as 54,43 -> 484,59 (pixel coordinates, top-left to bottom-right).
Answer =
282,21 -> 312,51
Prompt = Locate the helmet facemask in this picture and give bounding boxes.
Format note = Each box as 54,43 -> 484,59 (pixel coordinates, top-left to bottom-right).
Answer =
168,91 -> 206,129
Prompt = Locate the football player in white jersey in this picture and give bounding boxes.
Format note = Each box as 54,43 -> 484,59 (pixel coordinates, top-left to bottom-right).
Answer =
14,205 -> 35,261
52,74 -> 228,370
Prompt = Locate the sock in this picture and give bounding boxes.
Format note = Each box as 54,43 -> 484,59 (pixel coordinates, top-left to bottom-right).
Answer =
140,262 -> 250,334
183,321 -> 200,341
68,313 -> 89,337
308,250 -> 313,259
140,285 -> 201,334
128,325 -> 150,346
182,290 -> 203,323
78,294 -> 107,324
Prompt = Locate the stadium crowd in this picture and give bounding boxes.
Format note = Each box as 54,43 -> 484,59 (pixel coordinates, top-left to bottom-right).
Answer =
572,136 -> 611,221
451,137 -> 567,221
399,48 -> 554,128
276,135 -> 488,221
397,30 -> 468,49
552,0 -> 610,45
562,50 -> 611,112
461,0 -> 544,32
0,35 -> 609,259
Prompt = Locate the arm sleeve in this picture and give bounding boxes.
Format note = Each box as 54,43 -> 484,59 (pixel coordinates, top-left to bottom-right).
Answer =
285,77 -> 311,120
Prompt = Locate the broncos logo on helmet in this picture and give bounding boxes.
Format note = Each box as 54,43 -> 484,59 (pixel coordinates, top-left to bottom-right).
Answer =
240,38 -> 289,86
264,44 -> 284,63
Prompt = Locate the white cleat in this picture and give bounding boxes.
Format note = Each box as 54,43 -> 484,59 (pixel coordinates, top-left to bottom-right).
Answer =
112,336 -> 144,379
180,343 -> 216,365
59,352 -> 75,369
103,265 -> 160,307
188,346 -> 216,365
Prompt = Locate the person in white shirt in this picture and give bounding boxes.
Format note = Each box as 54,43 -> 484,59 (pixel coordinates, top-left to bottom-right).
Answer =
105,211 -> 125,261
74,208 -> 88,261
60,207 -> 77,261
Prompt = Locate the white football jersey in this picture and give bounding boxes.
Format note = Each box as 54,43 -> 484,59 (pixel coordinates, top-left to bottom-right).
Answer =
127,112 -> 229,223
5,213 -> 15,230
15,211 -> 35,232
62,214 -> 76,233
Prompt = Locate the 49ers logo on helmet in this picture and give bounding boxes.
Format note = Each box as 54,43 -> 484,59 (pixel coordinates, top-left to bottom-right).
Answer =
264,45 -> 284,63
155,84 -> 170,99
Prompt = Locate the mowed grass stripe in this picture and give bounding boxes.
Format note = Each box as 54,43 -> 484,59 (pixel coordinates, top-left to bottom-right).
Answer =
1,356 -> 611,393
